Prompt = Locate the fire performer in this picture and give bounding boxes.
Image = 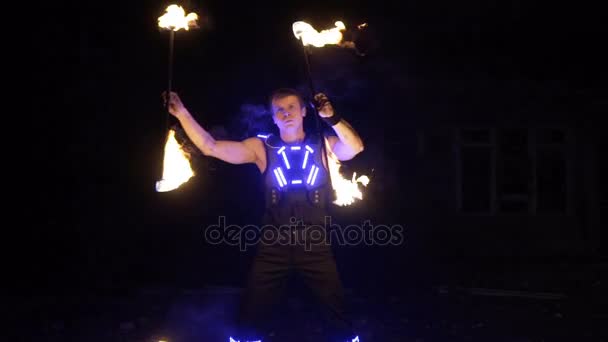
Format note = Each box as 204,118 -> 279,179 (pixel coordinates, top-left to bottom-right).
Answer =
165,88 -> 364,342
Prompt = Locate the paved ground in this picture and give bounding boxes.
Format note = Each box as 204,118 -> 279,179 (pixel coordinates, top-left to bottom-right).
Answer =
19,279 -> 607,342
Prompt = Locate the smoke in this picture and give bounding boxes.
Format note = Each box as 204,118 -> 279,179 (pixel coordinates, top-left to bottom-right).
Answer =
233,103 -> 275,138
340,23 -> 373,57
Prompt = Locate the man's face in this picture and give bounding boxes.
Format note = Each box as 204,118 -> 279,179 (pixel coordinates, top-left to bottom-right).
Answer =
271,95 -> 306,133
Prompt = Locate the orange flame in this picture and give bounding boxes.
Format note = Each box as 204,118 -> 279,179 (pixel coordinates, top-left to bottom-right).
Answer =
155,130 -> 195,192
325,139 -> 370,206
158,4 -> 198,31
292,21 -> 346,47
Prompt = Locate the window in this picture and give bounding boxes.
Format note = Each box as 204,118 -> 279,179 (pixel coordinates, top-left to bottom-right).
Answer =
535,129 -> 568,213
457,127 -> 569,215
457,128 -> 495,213
497,128 -> 530,213
600,135 -> 608,207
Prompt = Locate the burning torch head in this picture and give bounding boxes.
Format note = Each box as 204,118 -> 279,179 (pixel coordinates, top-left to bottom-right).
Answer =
158,4 -> 199,31
292,20 -> 371,56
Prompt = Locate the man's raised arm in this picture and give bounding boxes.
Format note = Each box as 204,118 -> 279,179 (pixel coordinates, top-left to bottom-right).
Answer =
314,93 -> 364,161
165,92 -> 262,165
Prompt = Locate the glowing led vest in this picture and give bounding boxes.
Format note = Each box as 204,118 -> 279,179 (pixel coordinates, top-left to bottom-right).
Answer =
258,133 -> 330,216
259,133 -> 328,191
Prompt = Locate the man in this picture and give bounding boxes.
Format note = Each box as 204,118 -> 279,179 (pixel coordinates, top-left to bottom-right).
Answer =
165,88 -> 364,342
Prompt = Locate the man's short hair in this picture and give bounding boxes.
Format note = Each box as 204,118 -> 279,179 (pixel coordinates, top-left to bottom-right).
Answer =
268,88 -> 306,111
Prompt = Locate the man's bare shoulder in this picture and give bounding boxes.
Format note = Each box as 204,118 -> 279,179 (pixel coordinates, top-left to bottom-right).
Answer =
242,136 -> 265,151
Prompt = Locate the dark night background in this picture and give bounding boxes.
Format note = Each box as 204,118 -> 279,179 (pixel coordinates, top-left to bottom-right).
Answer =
17,0 -> 608,341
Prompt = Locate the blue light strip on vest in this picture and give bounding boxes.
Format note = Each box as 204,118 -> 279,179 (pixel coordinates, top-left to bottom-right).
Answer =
311,165 -> 320,186
306,165 -> 317,185
277,167 -> 288,187
280,151 -> 291,169
273,168 -> 285,187
302,150 -> 310,169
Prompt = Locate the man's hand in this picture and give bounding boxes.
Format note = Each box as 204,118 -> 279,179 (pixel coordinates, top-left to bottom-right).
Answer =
313,93 -> 364,160
314,93 -> 335,118
163,91 -> 188,119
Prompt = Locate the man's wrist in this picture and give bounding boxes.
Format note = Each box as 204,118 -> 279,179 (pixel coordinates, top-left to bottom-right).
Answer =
322,113 -> 342,126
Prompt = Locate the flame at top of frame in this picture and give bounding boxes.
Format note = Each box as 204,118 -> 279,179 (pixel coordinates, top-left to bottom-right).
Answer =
158,4 -> 199,31
292,21 -> 346,47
